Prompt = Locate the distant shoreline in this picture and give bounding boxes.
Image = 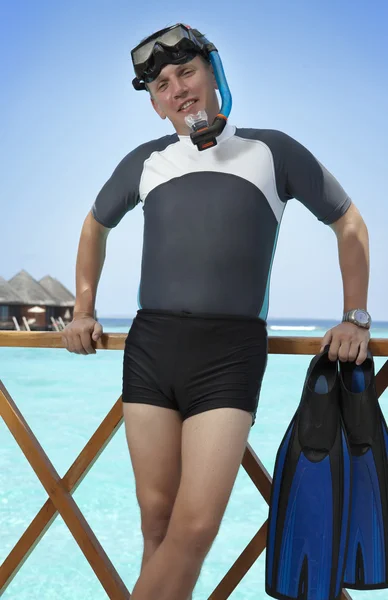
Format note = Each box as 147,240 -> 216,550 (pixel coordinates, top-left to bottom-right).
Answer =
98,316 -> 388,329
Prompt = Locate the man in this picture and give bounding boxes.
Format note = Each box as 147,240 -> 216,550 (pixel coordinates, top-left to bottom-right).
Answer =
63,24 -> 371,600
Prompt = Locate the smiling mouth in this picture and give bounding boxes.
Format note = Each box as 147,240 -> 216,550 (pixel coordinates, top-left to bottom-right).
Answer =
178,99 -> 198,112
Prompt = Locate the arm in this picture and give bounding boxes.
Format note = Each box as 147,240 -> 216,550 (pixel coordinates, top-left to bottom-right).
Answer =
74,210 -> 111,318
63,211 -> 111,355
260,130 -> 371,363
64,142 -> 149,353
330,202 -> 370,313
320,202 -> 371,363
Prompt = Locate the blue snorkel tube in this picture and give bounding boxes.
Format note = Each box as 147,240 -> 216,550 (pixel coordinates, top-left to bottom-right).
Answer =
210,52 -> 232,117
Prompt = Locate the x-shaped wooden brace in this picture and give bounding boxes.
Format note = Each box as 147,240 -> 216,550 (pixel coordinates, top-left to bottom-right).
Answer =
0,382 -> 130,599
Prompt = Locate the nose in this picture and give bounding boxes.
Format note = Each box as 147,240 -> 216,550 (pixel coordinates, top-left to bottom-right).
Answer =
170,76 -> 188,99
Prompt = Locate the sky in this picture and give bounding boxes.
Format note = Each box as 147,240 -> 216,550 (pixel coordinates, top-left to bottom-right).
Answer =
1,0 -> 387,320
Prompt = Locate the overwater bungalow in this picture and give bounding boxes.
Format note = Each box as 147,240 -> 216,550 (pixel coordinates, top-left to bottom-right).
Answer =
0,270 -> 75,330
0,276 -> 24,327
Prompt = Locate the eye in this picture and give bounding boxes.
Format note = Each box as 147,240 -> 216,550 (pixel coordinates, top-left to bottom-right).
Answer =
158,82 -> 167,91
183,69 -> 193,76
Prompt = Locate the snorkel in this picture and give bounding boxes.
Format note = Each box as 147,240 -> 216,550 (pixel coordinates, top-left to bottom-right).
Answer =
131,24 -> 232,151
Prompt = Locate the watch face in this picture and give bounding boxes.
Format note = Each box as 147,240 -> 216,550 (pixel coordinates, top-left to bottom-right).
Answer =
355,310 -> 369,324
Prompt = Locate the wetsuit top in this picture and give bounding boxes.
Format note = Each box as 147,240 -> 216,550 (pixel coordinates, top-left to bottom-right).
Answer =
92,125 -> 351,319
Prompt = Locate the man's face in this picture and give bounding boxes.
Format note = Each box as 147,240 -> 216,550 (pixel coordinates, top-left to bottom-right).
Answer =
147,55 -> 219,135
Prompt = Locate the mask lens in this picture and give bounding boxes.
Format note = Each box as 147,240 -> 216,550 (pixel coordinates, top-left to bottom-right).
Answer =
132,25 -> 190,67
158,27 -> 188,47
132,39 -> 157,65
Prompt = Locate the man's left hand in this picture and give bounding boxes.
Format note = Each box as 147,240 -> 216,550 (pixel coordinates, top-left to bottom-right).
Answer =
320,322 -> 370,364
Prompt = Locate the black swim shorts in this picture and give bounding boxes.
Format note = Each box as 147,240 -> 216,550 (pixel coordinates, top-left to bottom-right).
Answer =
122,309 -> 268,426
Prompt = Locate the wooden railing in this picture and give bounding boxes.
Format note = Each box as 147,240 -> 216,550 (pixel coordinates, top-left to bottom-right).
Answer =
1,331 -> 388,599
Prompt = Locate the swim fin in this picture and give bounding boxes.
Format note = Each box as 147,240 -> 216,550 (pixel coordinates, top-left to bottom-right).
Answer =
266,349 -> 351,600
340,352 -> 388,590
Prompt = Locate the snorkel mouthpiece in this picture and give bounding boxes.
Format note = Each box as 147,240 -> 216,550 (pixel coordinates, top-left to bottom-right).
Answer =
184,110 -> 209,132
185,110 -> 218,151
186,111 -> 228,151
185,110 -> 227,151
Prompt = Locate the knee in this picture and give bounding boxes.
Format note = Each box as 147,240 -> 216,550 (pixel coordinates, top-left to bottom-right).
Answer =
169,516 -> 220,556
139,493 -> 175,543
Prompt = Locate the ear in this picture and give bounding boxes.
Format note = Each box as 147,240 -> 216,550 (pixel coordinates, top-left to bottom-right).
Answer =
150,96 -> 167,120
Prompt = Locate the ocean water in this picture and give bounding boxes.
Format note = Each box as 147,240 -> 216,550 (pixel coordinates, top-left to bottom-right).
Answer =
1,318 -> 388,600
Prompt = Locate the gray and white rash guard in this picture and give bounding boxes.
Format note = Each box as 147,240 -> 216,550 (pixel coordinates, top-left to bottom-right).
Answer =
92,125 -> 351,319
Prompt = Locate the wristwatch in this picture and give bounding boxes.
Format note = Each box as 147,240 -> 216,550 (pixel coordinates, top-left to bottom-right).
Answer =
342,308 -> 372,329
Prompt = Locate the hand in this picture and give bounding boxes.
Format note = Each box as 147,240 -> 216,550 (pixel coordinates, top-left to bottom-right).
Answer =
62,314 -> 103,355
320,321 -> 370,365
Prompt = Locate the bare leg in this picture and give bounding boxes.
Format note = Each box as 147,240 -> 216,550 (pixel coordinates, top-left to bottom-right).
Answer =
122,404 -> 183,584
140,540 -> 194,600
130,408 -> 252,600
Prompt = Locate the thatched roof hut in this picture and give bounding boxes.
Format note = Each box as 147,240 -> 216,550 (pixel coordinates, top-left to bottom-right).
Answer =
39,275 -> 75,307
8,270 -> 57,306
0,276 -> 24,304
1,271 -> 75,330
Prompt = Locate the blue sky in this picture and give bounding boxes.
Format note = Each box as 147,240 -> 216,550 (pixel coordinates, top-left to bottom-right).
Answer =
1,0 -> 387,319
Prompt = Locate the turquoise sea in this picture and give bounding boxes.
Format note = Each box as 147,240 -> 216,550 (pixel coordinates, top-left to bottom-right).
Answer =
1,318 -> 388,600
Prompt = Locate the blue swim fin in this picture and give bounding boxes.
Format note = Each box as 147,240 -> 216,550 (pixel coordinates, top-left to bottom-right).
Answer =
266,349 -> 351,600
340,352 -> 388,590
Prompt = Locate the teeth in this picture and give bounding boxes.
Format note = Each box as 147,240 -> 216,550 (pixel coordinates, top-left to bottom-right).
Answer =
180,100 -> 196,111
